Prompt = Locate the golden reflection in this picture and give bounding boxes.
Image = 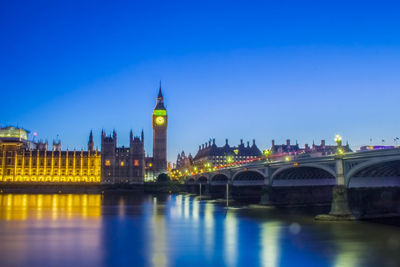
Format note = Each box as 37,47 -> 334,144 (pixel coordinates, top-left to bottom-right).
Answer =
0,194 -> 101,220
260,222 -> 281,267
224,211 -> 238,267
118,197 -> 125,218
52,194 -> 58,220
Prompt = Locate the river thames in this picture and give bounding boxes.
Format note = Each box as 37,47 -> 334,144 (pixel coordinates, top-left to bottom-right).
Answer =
0,193 -> 399,267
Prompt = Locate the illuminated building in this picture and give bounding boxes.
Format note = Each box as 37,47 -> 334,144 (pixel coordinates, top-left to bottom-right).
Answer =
1,85 -> 169,184
101,85 -> 168,183
151,84 -> 168,175
0,127 -> 101,183
192,138 -> 262,168
176,151 -> 193,169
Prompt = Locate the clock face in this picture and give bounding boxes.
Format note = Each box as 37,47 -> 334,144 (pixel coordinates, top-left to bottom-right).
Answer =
155,116 -> 165,125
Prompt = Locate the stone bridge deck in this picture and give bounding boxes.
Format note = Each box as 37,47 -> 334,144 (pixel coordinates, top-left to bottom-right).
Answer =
186,148 -> 400,188
184,148 -> 400,219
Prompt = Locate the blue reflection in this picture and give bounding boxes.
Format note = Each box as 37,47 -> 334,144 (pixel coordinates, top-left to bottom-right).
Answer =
0,193 -> 399,267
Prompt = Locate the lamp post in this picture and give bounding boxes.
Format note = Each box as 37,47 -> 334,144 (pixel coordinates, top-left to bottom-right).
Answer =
334,134 -> 344,155
263,149 -> 271,162
334,134 -> 342,146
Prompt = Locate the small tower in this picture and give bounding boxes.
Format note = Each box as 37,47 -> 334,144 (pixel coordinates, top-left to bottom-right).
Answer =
101,130 -> 117,182
130,132 -> 145,179
52,140 -> 62,152
88,130 -> 94,152
129,129 -> 134,148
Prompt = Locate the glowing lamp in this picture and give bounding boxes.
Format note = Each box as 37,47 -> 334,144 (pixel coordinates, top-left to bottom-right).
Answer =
334,134 -> 342,146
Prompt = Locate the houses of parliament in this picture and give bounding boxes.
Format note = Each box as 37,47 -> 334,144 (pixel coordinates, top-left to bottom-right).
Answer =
0,87 -> 168,184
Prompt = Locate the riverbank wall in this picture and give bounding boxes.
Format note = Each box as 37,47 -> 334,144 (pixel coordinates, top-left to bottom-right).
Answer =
0,182 -> 186,194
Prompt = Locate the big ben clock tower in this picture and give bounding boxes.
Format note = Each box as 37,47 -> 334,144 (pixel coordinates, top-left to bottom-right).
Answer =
152,84 -> 168,173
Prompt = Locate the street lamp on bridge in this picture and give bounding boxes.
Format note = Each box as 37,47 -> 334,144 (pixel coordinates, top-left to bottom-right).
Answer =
334,134 -> 342,146
334,134 -> 344,155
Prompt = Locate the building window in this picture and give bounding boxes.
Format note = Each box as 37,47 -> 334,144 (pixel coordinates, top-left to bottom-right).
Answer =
134,160 -> 139,167
120,161 -> 124,167
105,160 -> 111,166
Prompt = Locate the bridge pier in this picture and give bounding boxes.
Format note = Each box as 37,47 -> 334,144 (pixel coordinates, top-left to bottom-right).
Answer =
259,185 -> 274,205
198,183 -> 210,195
328,185 -> 353,217
316,158 -> 355,220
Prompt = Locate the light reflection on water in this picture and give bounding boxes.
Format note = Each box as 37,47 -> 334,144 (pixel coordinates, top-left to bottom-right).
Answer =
0,194 -> 101,220
224,211 -> 238,267
0,193 -> 399,267
261,222 -> 280,267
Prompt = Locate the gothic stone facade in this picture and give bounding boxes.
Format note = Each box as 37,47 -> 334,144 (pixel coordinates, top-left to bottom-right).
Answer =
101,130 -> 145,184
0,127 -> 101,183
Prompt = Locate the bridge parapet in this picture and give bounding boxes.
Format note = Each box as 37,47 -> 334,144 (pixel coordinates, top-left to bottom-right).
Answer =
184,148 -> 400,189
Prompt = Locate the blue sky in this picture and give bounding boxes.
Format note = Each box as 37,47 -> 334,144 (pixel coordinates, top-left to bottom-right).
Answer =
1,0 -> 400,162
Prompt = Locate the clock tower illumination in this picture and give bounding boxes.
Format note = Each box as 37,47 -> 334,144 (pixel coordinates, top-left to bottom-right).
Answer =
152,84 -> 168,173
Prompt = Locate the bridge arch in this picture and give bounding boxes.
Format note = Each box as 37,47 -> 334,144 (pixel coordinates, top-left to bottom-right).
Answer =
197,176 -> 208,184
232,170 -> 265,181
271,164 -> 336,187
210,173 -> 229,182
187,178 -> 195,184
346,157 -> 400,188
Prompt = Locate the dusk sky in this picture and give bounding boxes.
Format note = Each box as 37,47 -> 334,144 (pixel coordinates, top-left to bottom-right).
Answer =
1,0 -> 400,162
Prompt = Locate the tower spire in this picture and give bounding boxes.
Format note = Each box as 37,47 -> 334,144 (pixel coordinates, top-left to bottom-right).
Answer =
158,81 -> 163,99
88,130 -> 94,151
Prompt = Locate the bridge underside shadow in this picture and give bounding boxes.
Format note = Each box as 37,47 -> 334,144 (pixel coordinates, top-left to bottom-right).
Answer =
209,174 -> 229,198
231,171 -> 265,203
185,178 -> 197,193
347,160 -> 400,218
264,167 -> 336,206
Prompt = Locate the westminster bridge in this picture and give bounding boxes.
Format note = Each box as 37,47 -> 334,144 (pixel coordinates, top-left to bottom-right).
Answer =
184,148 -> 400,219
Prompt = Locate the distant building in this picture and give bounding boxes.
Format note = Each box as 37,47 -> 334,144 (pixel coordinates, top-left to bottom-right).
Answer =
270,139 -> 301,154
270,139 -> 352,158
306,139 -> 352,156
192,138 -> 262,168
0,126 -> 101,183
176,151 -> 193,169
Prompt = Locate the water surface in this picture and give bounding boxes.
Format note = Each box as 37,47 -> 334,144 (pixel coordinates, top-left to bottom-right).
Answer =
0,193 -> 399,267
